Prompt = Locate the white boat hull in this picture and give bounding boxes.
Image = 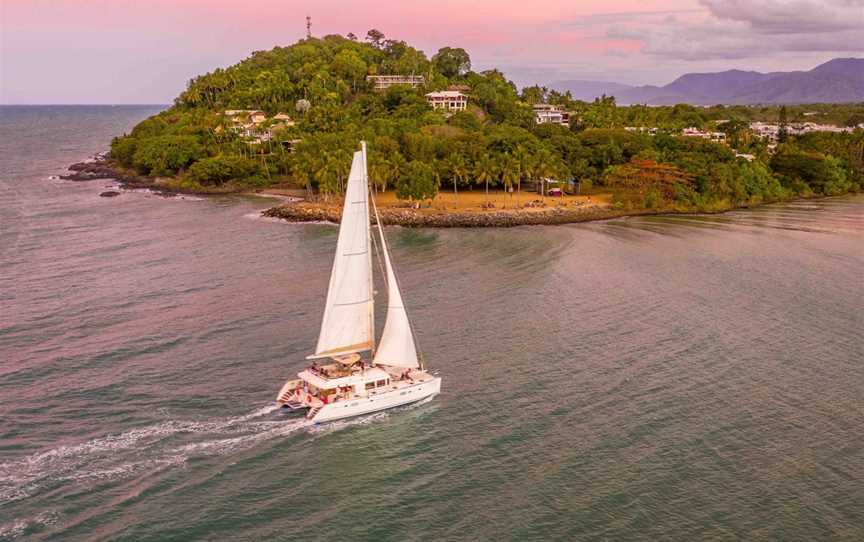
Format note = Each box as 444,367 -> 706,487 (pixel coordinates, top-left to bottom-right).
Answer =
310,377 -> 441,423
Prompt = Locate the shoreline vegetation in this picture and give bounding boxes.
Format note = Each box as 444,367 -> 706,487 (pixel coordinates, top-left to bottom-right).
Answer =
74,31 -> 862,220
64,155 -> 846,228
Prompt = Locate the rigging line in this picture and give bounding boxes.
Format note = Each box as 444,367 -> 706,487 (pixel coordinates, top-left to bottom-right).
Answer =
369,194 -> 388,292
370,193 -> 426,369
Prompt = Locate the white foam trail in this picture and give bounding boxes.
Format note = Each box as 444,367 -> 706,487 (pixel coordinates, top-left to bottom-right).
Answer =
0,404 -> 290,504
169,418 -> 310,456
242,212 -> 285,223
0,511 -> 58,541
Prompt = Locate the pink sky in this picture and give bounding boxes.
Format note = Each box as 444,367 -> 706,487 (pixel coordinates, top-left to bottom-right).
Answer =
2,0 -> 862,103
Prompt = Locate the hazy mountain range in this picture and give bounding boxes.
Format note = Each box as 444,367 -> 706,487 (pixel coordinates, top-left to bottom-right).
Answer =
551,58 -> 864,105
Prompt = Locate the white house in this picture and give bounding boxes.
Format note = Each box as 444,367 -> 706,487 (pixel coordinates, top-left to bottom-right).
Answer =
533,104 -> 571,126
367,75 -> 425,90
426,90 -> 468,112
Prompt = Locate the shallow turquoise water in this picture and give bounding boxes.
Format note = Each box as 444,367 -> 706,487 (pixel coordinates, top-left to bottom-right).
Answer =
1,106 -> 862,541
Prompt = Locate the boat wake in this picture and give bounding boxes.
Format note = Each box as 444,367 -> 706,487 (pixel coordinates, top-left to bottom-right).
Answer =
0,404 -> 309,505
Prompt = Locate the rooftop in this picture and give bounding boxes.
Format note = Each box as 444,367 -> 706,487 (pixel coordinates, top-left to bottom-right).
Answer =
426,90 -> 468,98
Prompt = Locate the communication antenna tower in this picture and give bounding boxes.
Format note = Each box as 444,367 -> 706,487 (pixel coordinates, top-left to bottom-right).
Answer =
306,16 -> 312,39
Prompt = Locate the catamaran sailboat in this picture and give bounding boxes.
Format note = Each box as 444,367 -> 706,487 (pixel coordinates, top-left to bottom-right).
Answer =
276,142 -> 441,423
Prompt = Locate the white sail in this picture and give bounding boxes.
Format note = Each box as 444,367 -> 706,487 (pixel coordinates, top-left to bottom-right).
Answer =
372,205 -> 420,369
310,149 -> 374,359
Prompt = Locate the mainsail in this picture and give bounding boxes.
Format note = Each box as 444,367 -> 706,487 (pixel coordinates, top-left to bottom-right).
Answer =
372,201 -> 420,369
309,148 -> 374,359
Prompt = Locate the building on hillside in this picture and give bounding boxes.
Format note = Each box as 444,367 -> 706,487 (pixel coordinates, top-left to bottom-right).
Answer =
366,75 -> 425,90
269,113 -> 296,135
749,121 -> 852,143
425,90 -> 468,112
448,84 -> 472,93
682,127 -> 726,143
533,104 -> 571,126
224,110 -> 266,123
279,139 -> 303,153
224,110 -> 266,138
625,126 -> 659,136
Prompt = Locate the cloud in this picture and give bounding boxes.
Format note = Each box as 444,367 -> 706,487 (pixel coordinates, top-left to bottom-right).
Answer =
611,0 -> 864,61
700,0 -> 864,33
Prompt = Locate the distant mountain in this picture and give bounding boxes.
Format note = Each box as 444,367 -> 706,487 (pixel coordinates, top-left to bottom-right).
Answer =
550,58 -> 864,105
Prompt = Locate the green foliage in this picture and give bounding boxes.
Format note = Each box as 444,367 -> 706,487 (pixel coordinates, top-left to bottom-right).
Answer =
644,187 -> 662,209
113,32 -> 859,204
770,145 -> 854,195
432,47 -> 471,79
187,155 -> 260,185
110,136 -> 138,168
132,135 -> 204,176
396,160 -> 438,202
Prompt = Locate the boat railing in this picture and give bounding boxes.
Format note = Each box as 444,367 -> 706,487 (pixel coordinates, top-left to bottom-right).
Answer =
276,379 -> 304,403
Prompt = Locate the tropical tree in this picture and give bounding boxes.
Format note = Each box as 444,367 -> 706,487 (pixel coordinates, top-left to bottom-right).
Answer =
534,148 -> 556,197
513,146 -> 533,205
366,29 -> 385,48
396,160 -> 438,204
474,153 -> 498,204
500,153 -> 520,208
446,153 -> 470,199
431,47 -> 471,78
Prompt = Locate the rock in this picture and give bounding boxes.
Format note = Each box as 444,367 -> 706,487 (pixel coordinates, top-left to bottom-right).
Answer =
261,201 -> 634,228
62,161 -> 118,181
100,190 -> 121,197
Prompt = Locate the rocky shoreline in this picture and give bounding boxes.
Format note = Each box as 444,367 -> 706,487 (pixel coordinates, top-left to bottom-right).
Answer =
61,156 -> 184,196
61,155 -> 254,197
261,201 -> 667,228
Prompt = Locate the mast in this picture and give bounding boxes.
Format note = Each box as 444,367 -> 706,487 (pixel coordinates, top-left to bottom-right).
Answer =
362,141 -> 375,356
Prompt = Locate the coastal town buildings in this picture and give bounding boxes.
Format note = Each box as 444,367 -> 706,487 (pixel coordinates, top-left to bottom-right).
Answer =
749,121 -> 854,143
682,127 -> 727,143
367,75 -> 425,90
625,127 -> 660,136
223,110 -> 296,145
532,104 -> 571,126
426,90 -> 468,112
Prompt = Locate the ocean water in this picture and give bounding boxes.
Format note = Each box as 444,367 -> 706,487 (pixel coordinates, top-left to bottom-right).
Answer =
0,106 -> 862,541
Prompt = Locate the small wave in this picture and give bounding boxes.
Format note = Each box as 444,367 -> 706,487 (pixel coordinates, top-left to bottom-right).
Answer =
243,211 -> 285,223
0,511 -> 58,541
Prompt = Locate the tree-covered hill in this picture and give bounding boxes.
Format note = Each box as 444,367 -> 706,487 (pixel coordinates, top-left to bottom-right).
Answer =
110,31 -> 863,210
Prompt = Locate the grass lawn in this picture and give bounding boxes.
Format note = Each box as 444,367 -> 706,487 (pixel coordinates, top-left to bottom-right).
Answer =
373,189 -> 612,211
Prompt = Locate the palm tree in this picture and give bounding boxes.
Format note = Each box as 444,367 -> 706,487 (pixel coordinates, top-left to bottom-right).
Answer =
385,154 -> 406,193
513,146 -> 533,207
369,157 -> 388,194
534,149 -> 556,199
446,154 -> 469,201
474,154 -> 497,205
500,154 -> 521,209
293,145 -> 320,197
331,149 -> 351,194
